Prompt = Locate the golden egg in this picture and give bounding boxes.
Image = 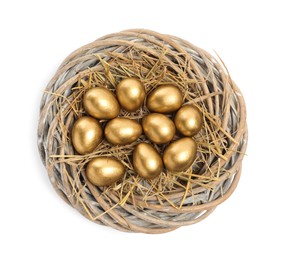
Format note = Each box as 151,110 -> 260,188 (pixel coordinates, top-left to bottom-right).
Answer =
83,87 -> 120,119
71,116 -> 103,154
142,113 -> 175,144
174,105 -> 203,137
146,85 -> 183,113
116,78 -> 146,112
86,157 -> 125,186
105,118 -> 142,145
163,137 -> 197,172
133,143 -> 163,180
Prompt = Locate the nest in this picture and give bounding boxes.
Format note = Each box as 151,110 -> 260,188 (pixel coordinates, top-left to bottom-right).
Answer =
38,29 -> 247,234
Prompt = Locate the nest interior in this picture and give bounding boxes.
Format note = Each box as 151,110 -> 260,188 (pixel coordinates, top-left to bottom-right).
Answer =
38,29 -> 247,234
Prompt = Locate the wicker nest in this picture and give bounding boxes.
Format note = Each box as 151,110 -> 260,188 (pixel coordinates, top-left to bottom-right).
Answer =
38,29 -> 247,234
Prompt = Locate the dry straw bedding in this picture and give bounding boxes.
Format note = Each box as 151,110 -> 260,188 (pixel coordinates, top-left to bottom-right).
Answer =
38,29 -> 247,233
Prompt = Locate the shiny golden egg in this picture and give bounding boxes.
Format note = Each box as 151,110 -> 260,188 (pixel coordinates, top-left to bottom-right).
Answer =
142,113 -> 175,144
71,116 -> 103,154
174,105 -> 203,137
105,118 -> 142,145
163,137 -> 197,172
146,85 -> 183,113
86,157 -> 125,186
83,87 -> 120,119
116,78 -> 146,112
133,143 -> 163,180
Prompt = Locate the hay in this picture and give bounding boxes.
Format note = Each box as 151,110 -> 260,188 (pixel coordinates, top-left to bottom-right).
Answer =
38,29 -> 247,233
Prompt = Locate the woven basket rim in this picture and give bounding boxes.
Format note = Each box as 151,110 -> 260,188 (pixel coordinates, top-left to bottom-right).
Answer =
38,29 -> 247,234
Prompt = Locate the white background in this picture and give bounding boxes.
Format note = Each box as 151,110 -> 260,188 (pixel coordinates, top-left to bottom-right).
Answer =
0,0 -> 283,259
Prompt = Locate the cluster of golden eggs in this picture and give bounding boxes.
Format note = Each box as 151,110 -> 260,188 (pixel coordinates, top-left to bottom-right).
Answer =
71,78 -> 203,187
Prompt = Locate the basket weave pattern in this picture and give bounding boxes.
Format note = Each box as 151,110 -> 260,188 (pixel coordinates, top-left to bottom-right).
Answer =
38,29 -> 247,233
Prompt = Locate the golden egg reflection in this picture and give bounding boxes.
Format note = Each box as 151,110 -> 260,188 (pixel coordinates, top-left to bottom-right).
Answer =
174,105 -> 203,137
142,113 -> 176,144
116,78 -> 146,112
163,137 -> 197,172
86,157 -> 125,186
71,116 -> 102,154
133,143 -> 163,179
105,118 -> 142,145
146,85 -> 183,113
84,87 -> 120,119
